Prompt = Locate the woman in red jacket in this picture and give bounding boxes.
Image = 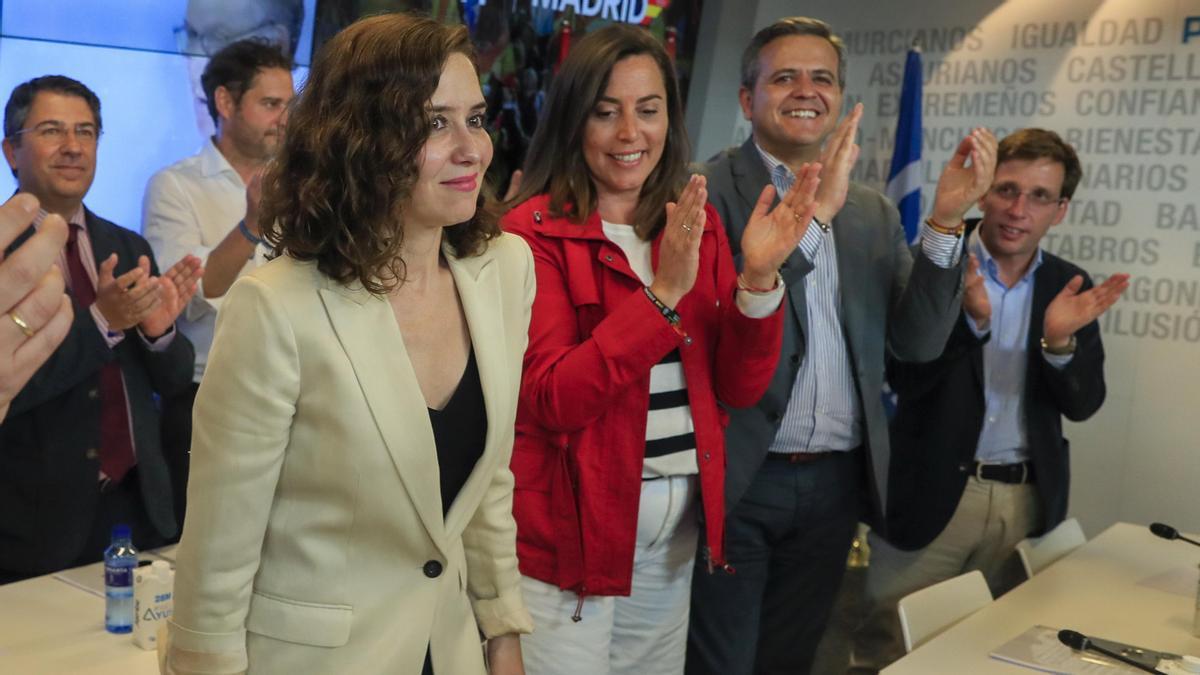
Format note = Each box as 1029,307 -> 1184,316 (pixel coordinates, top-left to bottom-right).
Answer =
502,25 -> 820,674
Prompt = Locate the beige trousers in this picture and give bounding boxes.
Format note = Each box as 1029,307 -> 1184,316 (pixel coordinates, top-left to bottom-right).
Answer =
850,475 -> 1041,672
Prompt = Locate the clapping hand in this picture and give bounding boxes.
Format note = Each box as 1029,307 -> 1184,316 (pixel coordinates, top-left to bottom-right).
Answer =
139,255 -> 203,338
243,168 -> 265,238
813,103 -> 862,224
503,169 -> 524,203
739,163 -> 822,289
1042,273 -> 1129,350
930,128 -> 997,227
0,194 -> 74,421
94,254 -> 161,331
649,174 -> 709,309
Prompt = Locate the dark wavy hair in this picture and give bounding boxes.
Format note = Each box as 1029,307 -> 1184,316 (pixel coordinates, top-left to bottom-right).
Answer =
509,24 -> 689,240
997,128 -> 1083,200
259,13 -> 497,294
201,38 -> 294,128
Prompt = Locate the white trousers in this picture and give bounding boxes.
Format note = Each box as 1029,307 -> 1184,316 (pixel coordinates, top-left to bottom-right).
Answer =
521,475 -> 699,675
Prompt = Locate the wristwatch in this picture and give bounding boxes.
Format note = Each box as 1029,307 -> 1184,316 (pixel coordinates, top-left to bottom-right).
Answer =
1040,334 -> 1076,355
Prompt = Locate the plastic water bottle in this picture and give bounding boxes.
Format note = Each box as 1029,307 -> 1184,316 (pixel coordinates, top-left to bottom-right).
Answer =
104,524 -> 137,634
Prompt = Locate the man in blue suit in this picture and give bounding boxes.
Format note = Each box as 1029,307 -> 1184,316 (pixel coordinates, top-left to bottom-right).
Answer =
852,128 -> 1129,671
0,76 -> 202,582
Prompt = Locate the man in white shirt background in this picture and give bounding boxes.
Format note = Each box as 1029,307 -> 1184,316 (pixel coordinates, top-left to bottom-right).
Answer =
143,38 -> 294,526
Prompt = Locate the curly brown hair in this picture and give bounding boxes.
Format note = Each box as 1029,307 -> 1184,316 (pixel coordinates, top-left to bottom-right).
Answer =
259,13 -> 498,295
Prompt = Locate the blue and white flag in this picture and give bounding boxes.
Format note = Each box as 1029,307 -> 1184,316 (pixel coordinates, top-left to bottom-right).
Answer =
885,47 -> 923,244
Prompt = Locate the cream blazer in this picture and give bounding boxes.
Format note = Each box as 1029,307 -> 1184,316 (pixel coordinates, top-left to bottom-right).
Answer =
163,233 -> 535,674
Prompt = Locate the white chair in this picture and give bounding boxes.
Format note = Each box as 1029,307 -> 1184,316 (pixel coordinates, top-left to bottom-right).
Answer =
1015,517 -> 1086,578
897,570 -> 993,652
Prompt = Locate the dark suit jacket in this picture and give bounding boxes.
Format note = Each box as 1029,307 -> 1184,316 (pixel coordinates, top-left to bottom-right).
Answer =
703,139 -> 964,529
0,208 -> 195,576
883,220 -> 1106,551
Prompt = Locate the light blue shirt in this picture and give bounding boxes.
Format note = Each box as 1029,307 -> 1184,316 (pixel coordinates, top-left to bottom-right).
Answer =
755,146 -> 960,453
967,230 -> 1072,464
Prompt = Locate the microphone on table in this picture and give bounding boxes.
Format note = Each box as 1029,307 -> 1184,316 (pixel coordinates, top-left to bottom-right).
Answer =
1057,629 -> 1167,675
1150,522 -> 1200,548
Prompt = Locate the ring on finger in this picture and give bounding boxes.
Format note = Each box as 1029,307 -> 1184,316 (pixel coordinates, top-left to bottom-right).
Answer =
793,211 -> 804,222
681,223 -> 693,232
8,311 -> 35,338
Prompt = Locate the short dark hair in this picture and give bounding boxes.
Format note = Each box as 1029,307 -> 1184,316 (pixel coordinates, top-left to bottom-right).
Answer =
741,17 -> 846,91
997,128 -> 1083,200
4,75 -> 102,143
201,38 -> 293,127
511,24 -> 689,240
259,13 -> 496,296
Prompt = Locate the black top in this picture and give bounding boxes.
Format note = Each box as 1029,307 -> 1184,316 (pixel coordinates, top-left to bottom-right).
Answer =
427,350 -> 487,516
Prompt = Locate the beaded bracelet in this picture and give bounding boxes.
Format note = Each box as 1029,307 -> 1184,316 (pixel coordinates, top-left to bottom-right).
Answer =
737,271 -> 783,294
924,217 -> 965,238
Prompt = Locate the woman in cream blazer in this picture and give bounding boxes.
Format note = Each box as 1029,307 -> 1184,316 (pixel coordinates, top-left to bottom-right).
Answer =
164,15 -> 533,674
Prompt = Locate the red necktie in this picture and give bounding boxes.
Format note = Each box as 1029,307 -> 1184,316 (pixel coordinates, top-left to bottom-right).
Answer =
65,224 -> 135,484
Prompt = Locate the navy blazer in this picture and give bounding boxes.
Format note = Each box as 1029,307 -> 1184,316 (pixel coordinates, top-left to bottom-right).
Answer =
883,220 -> 1107,551
0,208 -> 194,576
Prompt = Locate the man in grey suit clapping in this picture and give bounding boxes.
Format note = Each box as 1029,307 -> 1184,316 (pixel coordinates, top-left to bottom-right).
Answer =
687,16 -> 997,675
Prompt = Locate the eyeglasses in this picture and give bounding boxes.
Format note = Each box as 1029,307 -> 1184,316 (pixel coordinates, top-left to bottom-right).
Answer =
989,184 -> 1065,210
174,19 -> 291,57
9,121 -> 101,146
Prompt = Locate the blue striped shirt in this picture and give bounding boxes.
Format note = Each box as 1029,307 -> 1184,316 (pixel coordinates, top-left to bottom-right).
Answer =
965,229 -> 1072,464
754,145 -> 960,453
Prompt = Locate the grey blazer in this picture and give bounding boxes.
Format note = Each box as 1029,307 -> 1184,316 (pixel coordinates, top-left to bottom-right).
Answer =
702,139 -> 964,529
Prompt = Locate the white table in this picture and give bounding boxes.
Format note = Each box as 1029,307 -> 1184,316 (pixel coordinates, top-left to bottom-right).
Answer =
0,549 -> 174,674
884,522 -> 1200,673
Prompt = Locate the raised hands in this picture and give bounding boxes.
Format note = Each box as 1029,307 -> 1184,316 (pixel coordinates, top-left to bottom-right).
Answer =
963,253 -> 991,328
95,254 -> 160,331
930,128 -> 997,227
813,103 -> 862,224
740,163 -> 822,288
0,194 -> 74,422
244,167 -> 265,238
1043,273 -> 1129,350
650,174 -> 709,309
140,255 -> 203,338
503,169 -> 524,203
95,253 -> 203,338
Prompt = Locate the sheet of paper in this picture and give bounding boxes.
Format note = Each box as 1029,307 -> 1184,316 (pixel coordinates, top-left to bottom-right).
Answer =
990,625 -> 1161,674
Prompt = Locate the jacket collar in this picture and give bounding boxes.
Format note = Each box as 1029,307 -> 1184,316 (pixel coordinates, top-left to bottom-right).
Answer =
730,138 -> 776,214
527,196 -> 718,241
316,242 -> 505,552
198,136 -> 242,182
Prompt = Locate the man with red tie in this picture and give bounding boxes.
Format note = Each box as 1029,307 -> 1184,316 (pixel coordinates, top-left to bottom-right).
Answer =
0,76 -> 201,583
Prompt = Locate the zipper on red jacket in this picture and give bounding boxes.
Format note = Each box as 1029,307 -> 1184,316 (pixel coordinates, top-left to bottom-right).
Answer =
703,545 -> 736,575
672,323 -> 691,343
571,587 -> 587,622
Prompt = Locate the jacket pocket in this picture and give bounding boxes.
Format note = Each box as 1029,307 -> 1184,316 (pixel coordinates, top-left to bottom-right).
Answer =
245,590 -> 353,648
